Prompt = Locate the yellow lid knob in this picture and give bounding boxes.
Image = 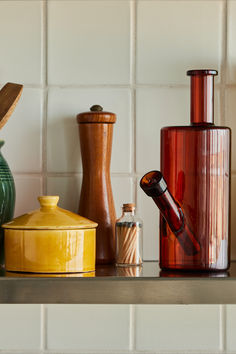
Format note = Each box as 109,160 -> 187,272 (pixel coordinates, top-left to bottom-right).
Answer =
38,196 -> 59,209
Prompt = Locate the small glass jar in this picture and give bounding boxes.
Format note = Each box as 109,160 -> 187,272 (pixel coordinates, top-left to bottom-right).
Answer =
115,203 -> 143,267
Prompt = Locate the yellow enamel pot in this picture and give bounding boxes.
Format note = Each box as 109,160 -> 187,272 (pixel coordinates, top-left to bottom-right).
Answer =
2,196 -> 97,273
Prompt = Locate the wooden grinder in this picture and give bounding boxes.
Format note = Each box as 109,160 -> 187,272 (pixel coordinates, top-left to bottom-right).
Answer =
77,105 -> 116,265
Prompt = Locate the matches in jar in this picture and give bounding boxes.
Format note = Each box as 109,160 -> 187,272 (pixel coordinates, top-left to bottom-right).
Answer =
115,203 -> 143,267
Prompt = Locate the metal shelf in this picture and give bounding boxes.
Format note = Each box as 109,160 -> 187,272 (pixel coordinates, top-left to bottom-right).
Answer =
0,262 -> 235,304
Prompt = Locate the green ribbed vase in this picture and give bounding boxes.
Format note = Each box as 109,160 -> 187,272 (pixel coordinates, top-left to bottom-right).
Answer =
0,141 -> 15,265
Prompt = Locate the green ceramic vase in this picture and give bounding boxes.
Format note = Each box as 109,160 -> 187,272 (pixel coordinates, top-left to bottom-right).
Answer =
0,141 -> 15,265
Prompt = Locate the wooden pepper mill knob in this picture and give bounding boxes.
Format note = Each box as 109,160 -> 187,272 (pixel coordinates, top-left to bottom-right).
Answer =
77,105 -> 116,265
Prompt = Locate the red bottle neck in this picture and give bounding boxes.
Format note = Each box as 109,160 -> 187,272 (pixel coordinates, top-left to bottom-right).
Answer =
188,70 -> 217,125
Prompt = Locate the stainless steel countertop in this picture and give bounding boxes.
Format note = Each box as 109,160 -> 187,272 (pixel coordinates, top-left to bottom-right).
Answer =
0,261 -> 235,304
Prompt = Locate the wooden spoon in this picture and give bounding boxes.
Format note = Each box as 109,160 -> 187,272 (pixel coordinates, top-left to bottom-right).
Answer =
0,83 -> 23,130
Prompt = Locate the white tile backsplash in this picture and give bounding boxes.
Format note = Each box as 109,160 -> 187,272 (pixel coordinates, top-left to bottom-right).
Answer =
0,305 -> 41,350
47,175 -> 81,212
227,1 -> 236,84
136,305 -> 221,351
137,175 -> 159,260
226,305 -> 236,351
0,0 -> 234,353
46,304 -> 130,350
47,175 -> 133,216
226,88 -> 236,171
47,87 -> 131,173
0,88 -> 43,173
48,1 -> 130,85
137,1 -> 222,84
112,176 -> 133,215
136,86 -> 221,174
136,87 -> 189,173
14,176 -> 42,217
0,1 -> 42,85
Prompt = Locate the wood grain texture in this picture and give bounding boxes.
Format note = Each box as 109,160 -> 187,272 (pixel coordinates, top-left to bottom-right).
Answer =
78,110 -> 116,265
77,111 -> 116,124
0,83 -> 23,130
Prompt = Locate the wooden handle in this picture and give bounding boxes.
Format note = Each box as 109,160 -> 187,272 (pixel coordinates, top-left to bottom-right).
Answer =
0,83 -> 23,130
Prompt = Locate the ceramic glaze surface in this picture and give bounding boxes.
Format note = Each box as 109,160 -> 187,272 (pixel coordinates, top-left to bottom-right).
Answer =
3,196 -> 97,230
3,196 -> 97,273
0,140 -> 15,266
4,228 -> 96,273
5,271 -> 96,277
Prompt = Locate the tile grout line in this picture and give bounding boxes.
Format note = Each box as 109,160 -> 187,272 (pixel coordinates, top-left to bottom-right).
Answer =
42,0 -> 48,195
219,0 -> 228,127
129,305 -> 134,351
1,83 -> 231,90
0,350 -> 228,354
22,350 -> 232,354
42,88 -> 48,195
130,0 -> 137,182
130,304 -> 136,351
223,305 -> 227,353
41,0 -> 47,349
129,2 -> 137,351
223,3 -> 229,354
130,0 -> 136,92
219,1 -> 227,350
131,87 -> 136,184
0,0 -> 227,1
133,176 -> 138,211
219,304 -> 227,352
40,304 -> 47,351
11,170 -> 236,177
130,0 -> 138,207
41,0 -> 47,89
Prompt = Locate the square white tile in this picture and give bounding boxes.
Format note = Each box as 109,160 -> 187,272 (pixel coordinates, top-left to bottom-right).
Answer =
47,88 -> 131,173
47,176 -> 81,213
0,88 -> 43,173
0,2 -> 42,84
136,87 -> 189,174
226,88 -> 236,171
48,1 -> 130,85
46,304 -> 130,350
112,176 -> 133,216
137,1 -> 222,84
0,305 -> 41,350
14,176 -> 42,217
136,86 -> 221,174
47,175 -> 133,217
137,176 -> 158,260
227,1 -> 236,83
226,305 -> 236,351
136,305 -> 220,351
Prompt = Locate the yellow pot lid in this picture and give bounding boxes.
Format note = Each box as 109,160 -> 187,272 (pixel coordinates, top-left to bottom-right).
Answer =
2,196 -> 98,230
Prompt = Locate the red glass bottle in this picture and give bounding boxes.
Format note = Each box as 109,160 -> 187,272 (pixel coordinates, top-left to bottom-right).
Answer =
140,70 -> 231,271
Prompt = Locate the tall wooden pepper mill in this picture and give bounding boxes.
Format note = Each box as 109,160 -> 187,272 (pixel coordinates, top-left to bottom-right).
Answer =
77,105 -> 116,265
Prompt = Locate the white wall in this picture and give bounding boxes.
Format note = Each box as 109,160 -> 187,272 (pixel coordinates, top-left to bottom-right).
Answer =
0,0 -> 235,353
